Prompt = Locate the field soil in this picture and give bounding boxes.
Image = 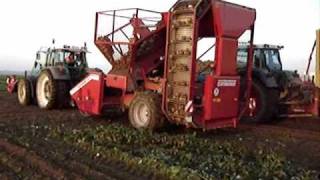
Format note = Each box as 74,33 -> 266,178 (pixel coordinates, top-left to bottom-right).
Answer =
0,89 -> 319,179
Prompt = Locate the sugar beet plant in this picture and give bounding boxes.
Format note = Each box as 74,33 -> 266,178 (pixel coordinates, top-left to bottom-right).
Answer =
51,124 -> 316,180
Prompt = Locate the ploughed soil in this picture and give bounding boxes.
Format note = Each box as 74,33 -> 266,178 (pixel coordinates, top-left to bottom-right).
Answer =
0,90 -> 319,179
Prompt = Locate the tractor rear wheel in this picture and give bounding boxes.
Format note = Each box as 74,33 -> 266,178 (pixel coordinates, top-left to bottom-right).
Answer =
36,70 -> 69,109
129,92 -> 165,131
244,80 -> 278,123
17,79 -> 31,106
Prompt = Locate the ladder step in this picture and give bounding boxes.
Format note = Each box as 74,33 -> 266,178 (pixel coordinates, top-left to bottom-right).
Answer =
169,64 -> 189,73
168,81 -> 189,87
175,0 -> 198,8
170,36 -> 193,44
175,49 -> 192,56
168,96 -> 188,104
173,9 -> 194,15
167,100 -> 187,105
172,18 -> 194,28
168,113 -> 185,121
169,54 -> 191,58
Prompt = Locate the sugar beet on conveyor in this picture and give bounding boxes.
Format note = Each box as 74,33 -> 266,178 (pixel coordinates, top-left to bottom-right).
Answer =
166,0 -> 200,122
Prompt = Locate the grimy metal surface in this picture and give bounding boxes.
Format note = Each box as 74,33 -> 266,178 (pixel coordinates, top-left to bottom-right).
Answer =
165,0 -> 201,123
315,29 -> 320,88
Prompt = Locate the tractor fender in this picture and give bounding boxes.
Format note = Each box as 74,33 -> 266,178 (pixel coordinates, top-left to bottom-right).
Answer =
45,67 -> 71,81
26,76 -> 37,100
252,69 -> 278,88
238,68 -> 278,89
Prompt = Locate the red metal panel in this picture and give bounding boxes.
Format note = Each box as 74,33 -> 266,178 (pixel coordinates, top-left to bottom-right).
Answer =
203,76 -> 214,120
122,94 -> 135,107
215,38 -> 238,76
162,12 -> 169,25
105,74 -> 127,90
213,2 -> 256,38
202,75 -> 240,127
70,72 -> 104,115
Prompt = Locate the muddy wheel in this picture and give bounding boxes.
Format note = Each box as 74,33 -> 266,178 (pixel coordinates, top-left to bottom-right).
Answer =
244,80 -> 278,123
36,70 -> 69,109
129,92 -> 164,131
56,81 -> 70,108
17,79 -> 32,106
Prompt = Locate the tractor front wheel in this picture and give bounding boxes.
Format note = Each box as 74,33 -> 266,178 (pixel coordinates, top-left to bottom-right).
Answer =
17,79 -> 32,106
129,92 -> 165,131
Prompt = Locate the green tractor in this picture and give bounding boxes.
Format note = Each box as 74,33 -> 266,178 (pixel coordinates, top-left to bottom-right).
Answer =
17,45 -> 88,109
238,44 -> 315,122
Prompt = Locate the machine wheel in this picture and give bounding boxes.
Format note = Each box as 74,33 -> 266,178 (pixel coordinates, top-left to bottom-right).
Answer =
56,80 -> 70,108
245,80 -> 278,123
17,79 -> 32,106
36,70 -> 69,109
129,92 -> 165,131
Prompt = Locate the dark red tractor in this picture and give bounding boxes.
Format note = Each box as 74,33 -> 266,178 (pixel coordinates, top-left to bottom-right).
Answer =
71,0 -> 256,130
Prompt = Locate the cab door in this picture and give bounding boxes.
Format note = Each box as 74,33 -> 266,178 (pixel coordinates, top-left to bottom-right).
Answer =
31,51 -> 46,77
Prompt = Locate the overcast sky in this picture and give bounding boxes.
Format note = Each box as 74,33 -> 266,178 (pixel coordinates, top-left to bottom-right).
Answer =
0,0 -> 319,73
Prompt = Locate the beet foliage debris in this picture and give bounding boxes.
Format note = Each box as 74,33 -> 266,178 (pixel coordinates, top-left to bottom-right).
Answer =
50,124 -> 316,180
0,76 -> 7,91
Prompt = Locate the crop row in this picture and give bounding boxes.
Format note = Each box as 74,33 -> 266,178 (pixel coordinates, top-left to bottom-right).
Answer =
50,123 -> 316,180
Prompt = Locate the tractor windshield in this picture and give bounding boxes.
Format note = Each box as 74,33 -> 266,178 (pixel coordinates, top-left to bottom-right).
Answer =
264,49 -> 282,71
59,51 -> 87,68
237,48 -> 282,71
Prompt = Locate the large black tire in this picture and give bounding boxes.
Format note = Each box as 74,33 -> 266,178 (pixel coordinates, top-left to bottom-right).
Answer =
36,70 -> 69,109
244,80 -> 279,123
129,92 -> 165,131
17,79 -> 32,106
56,80 -> 70,108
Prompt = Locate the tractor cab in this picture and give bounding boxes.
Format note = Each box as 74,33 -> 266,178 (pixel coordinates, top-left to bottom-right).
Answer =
32,46 -> 88,80
237,44 -> 283,73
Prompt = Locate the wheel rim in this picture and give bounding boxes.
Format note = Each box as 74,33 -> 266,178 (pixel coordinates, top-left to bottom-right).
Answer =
18,83 -> 26,104
247,87 -> 261,117
133,102 -> 150,128
37,75 -> 51,108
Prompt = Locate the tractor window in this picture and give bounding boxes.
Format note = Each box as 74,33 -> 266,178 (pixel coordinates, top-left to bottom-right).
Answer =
77,52 -> 87,67
63,51 -> 87,67
264,50 -> 282,71
254,50 -> 262,68
54,52 -> 64,62
237,49 -> 248,64
38,52 -> 47,67
237,49 -> 260,68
